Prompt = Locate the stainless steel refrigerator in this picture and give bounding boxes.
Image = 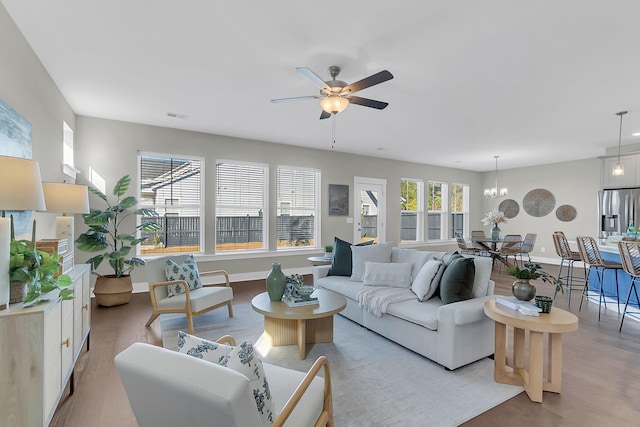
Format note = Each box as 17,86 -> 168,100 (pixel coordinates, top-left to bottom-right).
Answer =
598,189 -> 640,238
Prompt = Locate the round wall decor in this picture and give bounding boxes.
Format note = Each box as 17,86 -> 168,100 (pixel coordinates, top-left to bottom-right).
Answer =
523,189 -> 555,217
556,205 -> 577,222
498,199 -> 520,219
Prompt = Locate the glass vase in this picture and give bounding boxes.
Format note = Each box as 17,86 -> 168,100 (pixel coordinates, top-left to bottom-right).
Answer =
491,224 -> 501,240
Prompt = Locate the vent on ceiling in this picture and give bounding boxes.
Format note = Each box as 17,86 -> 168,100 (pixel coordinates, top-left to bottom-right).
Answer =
167,112 -> 189,119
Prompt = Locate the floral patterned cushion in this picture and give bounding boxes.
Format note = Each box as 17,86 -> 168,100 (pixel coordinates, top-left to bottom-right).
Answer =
165,255 -> 202,298
177,331 -> 275,426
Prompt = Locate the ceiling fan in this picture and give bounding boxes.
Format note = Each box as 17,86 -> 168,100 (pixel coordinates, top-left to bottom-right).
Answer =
271,65 -> 394,119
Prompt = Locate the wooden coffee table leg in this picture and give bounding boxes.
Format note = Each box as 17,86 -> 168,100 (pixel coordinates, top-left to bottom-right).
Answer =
526,330 -> 544,403
545,332 -> 563,393
494,321 -> 507,381
297,319 -> 306,359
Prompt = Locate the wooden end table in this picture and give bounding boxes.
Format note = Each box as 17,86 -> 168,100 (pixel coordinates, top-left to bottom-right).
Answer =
306,256 -> 332,266
484,299 -> 578,403
251,289 -> 346,359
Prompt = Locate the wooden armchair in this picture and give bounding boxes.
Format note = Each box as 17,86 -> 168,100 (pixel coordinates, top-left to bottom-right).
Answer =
144,255 -> 233,333
115,336 -> 334,427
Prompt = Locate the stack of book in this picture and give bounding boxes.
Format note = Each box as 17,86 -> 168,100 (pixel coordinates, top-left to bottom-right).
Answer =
495,296 -> 542,316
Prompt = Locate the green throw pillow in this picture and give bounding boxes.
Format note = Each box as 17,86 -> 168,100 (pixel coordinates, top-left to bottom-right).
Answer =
439,256 -> 475,304
328,237 -> 373,277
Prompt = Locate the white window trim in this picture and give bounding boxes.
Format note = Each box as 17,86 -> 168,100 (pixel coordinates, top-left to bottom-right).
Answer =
427,181 -> 449,241
400,177 -> 424,243
450,183 -> 470,238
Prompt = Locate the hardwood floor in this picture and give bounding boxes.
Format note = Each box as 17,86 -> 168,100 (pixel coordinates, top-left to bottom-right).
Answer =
51,264 -> 640,426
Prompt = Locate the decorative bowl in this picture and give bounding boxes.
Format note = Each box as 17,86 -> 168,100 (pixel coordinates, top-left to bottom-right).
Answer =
296,285 -> 315,297
534,295 -> 553,313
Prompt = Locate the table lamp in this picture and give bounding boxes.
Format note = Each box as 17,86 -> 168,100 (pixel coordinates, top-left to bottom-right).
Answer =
0,155 -> 46,309
42,182 -> 90,249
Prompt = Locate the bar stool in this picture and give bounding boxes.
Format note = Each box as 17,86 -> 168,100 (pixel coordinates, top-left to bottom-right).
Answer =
552,231 -> 586,307
576,235 -> 622,321
617,241 -> 640,332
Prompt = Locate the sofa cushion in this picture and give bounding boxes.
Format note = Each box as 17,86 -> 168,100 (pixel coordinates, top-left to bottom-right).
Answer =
468,256 -> 493,297
386,297 -> 442,330
411,259 -> 444,301
177,332 -> 275,426
316,275 -> 365,301
165,254 -> 202,297
350,242 -> 394,281
439,257 -> 475,304
390,248 -> 446,283
363,261 -> 413,287
328,237 -> 373,277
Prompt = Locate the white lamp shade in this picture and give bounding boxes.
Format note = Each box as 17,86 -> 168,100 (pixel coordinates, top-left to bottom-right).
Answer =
42,182 -> 90,214
320,96 -> 349,114
0,155 -> 46,211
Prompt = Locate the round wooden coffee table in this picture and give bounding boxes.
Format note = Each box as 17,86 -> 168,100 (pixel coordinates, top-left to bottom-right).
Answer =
251,289 -> 346,359
484,299 -> 578,402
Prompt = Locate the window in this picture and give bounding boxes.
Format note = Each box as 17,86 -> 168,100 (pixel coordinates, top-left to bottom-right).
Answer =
138,153 -> 203,255
427,181 -> 448,240
216,160 -> 268,252
400,178 -> 424,242
450,184 -> 469,238
62,121 -> 77,178
276,166 -> 320,249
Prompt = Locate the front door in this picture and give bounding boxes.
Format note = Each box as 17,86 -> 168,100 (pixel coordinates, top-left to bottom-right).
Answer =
353,177 -> 386,243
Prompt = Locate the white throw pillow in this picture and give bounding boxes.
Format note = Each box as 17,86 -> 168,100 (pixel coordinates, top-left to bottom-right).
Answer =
363,262 -> 413,287
391,249 -> 446,283
165,255 -> 202,298
177,331 -> 275,426
350,242 -> 395,281
411,259 -> 445,301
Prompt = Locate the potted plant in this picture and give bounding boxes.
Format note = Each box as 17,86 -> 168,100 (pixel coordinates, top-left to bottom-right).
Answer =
481,207 -> 507,240
507,262 -> 563,311
324,245 -> 334,259
75,175 -> 159,306
9,239 -> 73,306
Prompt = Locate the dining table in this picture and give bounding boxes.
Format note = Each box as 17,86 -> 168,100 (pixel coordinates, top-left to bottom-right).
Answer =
470,237 -> 512,266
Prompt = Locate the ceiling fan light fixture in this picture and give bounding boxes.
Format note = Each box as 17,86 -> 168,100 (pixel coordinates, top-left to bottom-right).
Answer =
319,95 -> 349,114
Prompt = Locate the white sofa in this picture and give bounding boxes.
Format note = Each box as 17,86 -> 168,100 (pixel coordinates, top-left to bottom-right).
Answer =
313,247 -> 495,370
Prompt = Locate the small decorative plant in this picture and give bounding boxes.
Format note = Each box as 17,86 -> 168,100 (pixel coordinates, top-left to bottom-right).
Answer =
76,175 -> 160,277
9,239 -> 73,305
507,262 -> 564,295
324,245 -> 334,253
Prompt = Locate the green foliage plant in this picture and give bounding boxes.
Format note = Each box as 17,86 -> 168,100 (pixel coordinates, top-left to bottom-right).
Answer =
324,245 -> 334,252
75,175 -> 160,278
9,239 -> 73,306
507,262 -> 564,295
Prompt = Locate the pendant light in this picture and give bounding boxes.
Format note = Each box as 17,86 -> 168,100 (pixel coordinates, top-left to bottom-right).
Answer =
612,111 -> 628,176
484,155 -> 508,198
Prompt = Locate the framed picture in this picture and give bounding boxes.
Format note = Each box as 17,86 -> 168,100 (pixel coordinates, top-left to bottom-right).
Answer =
0,98 -> 33,234
328,184 -> 349,216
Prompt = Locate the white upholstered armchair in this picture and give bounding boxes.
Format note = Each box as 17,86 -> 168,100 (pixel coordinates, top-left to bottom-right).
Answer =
144,255 -> 234,333
115,336 -> 334,427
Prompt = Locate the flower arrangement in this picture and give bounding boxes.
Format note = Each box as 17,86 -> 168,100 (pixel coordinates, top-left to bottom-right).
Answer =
481,207 -> 507,227
286,274 -> 305,286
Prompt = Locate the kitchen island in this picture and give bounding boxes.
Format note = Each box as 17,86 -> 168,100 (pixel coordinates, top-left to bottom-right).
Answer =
591,240 -> 637,313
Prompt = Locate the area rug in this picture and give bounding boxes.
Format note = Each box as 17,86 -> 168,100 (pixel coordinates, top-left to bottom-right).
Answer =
161,304 -> 523,427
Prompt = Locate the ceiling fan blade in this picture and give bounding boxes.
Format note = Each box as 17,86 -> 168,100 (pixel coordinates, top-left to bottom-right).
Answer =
271,95 -> 318,103
347,96 -> 389,110
342,70 -> 394,94
319,110 -> 331,120
296,67 -> 331,92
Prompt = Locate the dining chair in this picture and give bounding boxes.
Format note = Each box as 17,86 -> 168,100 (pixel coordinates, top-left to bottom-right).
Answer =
517,233 -> 537,265
551,231 -> 586,307
471,230 -> 490,256
576,236 -> 622,321
617,241 -> 640,332
491,234 -> 522,268
456,236 -> 482,256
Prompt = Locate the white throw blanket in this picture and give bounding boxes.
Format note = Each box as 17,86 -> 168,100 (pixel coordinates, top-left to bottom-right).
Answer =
356,286 -> 416,317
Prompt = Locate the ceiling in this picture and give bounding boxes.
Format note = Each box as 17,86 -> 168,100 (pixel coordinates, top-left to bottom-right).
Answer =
3,0 -> 640,172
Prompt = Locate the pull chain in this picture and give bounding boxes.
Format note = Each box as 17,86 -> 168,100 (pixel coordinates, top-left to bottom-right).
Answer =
332,113 -> 336,149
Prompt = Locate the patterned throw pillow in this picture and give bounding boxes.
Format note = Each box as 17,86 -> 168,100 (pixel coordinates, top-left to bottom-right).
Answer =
177,331 -> 275,426
165,255 -> 202,298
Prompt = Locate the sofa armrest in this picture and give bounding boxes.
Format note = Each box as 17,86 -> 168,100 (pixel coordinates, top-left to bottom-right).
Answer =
437,295 -> 494,326
312,265 -> 331,287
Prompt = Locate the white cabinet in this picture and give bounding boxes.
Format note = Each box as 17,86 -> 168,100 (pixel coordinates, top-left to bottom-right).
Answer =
603,155 -> 638,188
0,264 -> 91,427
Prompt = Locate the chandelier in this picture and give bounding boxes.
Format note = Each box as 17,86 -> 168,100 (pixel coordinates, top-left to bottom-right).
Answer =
612,111 -> 628,176
484,155 -> 508,198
